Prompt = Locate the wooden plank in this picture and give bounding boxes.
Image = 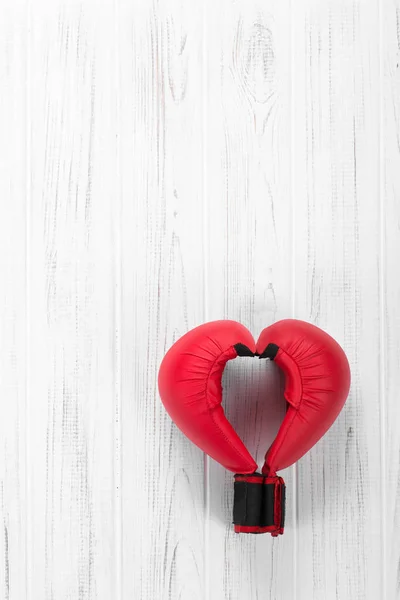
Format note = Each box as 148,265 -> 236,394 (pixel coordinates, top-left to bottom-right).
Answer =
28,2 -> 119,597
293,2 -> 381,598
382,0 -> 400,597
204,1 -> 294,598
118,1 -> 205,597
0,2 -> 27,598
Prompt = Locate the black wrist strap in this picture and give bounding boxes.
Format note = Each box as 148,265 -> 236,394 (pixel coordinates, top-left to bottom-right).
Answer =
233,473 -> 285,535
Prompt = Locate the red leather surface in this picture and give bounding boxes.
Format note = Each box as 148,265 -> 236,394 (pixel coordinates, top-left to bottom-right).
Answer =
158,320 -> 258,474
256,319 -> 351,475
158,319 -> 350,476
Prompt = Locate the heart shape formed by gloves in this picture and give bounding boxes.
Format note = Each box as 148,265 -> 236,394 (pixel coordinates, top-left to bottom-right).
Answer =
158,319 -> 351,535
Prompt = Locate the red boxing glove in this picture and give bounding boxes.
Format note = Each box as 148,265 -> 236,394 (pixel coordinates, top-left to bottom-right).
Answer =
158,319 -> 350,535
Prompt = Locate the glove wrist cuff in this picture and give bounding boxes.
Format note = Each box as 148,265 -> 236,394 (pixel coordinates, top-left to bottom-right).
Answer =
233,473 -> 285,536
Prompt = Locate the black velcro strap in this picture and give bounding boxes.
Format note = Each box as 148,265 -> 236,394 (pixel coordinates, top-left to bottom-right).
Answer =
258,343 -> 279,360
233,474 -> 286,535
234,343 -> 255,357
259,483 -> 275,527
233,474 -> 264,526
280,483 -> 286,529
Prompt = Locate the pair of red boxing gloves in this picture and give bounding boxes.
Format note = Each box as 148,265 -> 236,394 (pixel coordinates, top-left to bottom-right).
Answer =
158,319 -> 351,536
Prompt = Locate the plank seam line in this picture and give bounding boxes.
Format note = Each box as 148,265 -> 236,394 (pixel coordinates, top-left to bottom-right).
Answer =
290,0 -> 298,597
378,0 -> 387,596
25,0 -> 32,596
202,2 -> 210,600
114,0 -> 122,597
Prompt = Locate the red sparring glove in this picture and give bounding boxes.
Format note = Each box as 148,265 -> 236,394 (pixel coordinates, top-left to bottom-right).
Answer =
158,319 -> 350,535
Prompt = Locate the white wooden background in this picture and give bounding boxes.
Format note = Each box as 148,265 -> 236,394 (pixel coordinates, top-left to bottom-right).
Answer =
0,0 -> 399,598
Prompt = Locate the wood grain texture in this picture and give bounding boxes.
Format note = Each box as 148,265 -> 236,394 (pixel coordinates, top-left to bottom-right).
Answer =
118,1 -> 205,598
293,2 -> 382,599
382,0 -> 400,598
29,1 -> 118,597
205,1 -> 294,598
0,2 -> 27,598
0,0 -> 399,598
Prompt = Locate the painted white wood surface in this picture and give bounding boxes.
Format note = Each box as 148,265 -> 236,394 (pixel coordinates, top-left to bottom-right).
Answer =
0,2 -> 27,598
29,2 -> 119,598
293,2 -> 383,599
119,1 -> 205,598
383,0 -> 400,598
0,0 -> 399,599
